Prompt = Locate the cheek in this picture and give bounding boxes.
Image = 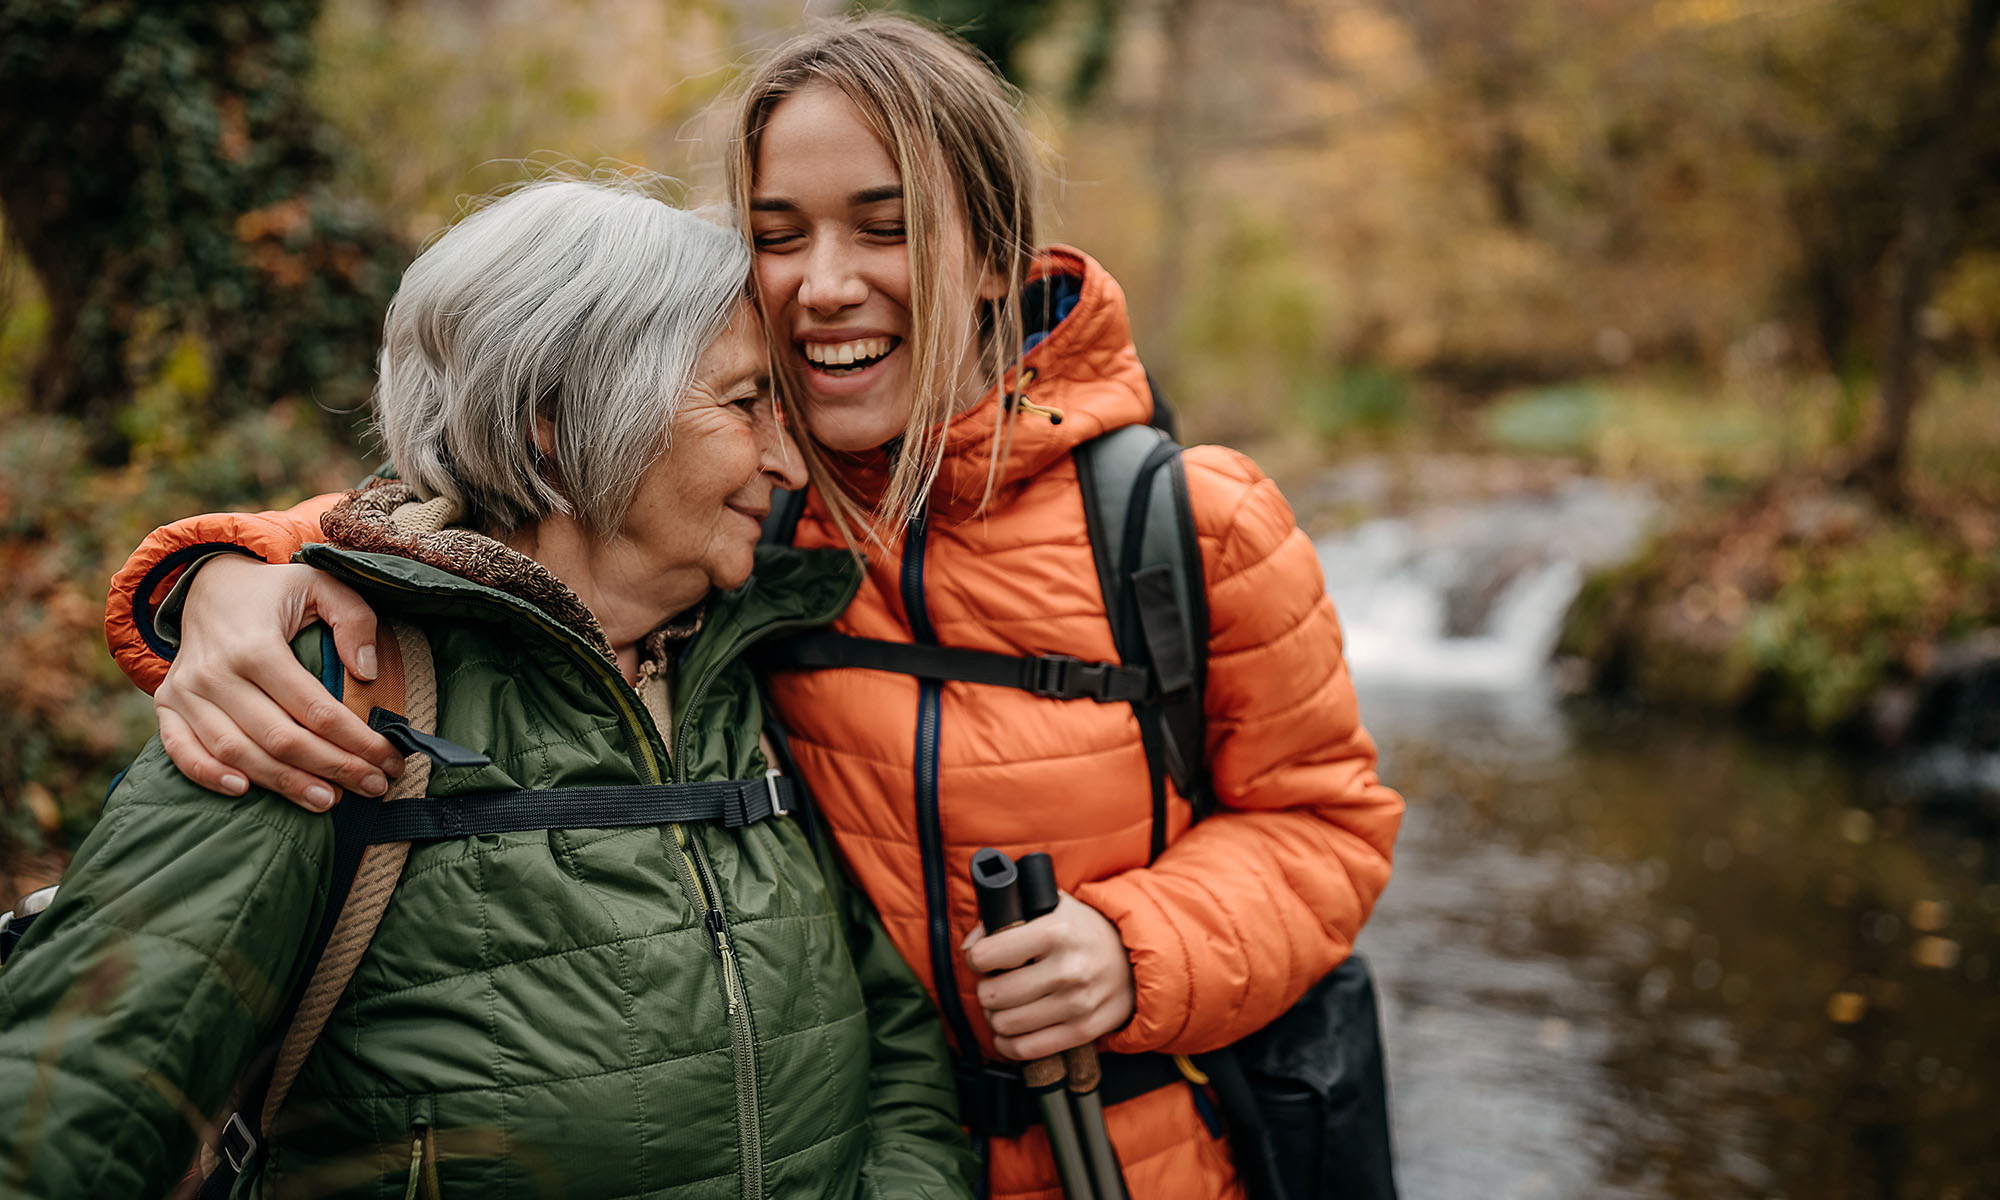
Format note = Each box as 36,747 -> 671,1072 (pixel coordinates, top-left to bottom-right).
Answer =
754,258 -> 790,321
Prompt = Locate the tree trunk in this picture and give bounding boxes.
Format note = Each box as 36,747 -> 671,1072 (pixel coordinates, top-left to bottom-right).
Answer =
0,1 -> 405,463
1143,0 -> 1199,392
1844,0 -> 2000,505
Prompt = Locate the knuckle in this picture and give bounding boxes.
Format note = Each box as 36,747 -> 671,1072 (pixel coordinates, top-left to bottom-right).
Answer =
301,698 -> 346,735
263,724 -> 313,760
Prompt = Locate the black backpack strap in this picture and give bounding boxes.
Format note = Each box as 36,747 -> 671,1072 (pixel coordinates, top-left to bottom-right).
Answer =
1075,422 -> 1213,860
758,630 -> 1153,703
761,486 -> 809,546
756,683 -> 825,855
362,776 -> 799,841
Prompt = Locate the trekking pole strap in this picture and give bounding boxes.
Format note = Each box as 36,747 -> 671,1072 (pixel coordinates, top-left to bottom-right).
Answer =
364,775 -> 798,841
759,630 -> 1153,703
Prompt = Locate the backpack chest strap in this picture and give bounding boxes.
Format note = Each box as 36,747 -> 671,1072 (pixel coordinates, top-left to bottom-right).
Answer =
365,775 -> 798,841
758,629 -> 1154,704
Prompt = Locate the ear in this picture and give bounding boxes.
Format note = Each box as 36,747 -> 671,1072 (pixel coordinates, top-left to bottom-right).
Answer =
530,414 -> 557,459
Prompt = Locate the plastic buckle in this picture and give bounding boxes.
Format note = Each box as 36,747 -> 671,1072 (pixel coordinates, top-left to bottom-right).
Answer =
765,768 -> 788,819
1030,655 -> 1081,699
219,1111 -> 260,1174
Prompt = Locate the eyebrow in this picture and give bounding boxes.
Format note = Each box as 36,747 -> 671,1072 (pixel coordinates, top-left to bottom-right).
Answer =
749,184 -> 904,213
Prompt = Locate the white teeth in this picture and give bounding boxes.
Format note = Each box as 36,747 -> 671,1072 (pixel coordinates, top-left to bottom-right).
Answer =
802,337 -> 892,366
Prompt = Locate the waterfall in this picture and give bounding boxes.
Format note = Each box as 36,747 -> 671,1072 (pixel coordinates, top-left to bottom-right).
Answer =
1316,477 -> 1659,694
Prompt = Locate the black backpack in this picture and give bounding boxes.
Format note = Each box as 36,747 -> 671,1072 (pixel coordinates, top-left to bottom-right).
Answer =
755,402 -> 1398,1200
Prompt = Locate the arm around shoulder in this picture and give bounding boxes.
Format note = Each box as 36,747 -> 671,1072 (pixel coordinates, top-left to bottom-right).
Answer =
1074,446 -> 1402,1056
105,492 -> 346,694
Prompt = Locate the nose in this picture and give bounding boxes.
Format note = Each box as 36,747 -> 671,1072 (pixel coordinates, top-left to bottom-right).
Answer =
797,239 -> 867,314
757,396 -> 809,492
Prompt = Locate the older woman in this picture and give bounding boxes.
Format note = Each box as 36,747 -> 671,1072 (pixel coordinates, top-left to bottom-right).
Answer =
0,180 -> 975,1199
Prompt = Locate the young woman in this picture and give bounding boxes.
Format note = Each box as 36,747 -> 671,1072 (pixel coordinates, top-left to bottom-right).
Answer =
97,16 -> 1403,1199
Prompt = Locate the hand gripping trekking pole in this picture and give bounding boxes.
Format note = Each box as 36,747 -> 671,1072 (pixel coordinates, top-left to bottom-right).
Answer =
1017,853 -> 1132,1200
971,848 -> 1097,1200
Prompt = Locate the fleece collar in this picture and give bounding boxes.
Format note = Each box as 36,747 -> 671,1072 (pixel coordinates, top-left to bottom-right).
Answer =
319,480 -> 623,663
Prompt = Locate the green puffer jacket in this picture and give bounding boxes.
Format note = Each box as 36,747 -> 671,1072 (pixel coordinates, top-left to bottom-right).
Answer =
0,495 -> 976,1200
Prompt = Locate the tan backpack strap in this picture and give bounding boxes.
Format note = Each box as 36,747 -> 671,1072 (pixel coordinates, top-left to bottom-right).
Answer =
260,622 -> 436,1131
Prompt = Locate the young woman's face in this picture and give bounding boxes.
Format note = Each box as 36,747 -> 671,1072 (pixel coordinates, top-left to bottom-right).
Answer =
749,84 -> 999,453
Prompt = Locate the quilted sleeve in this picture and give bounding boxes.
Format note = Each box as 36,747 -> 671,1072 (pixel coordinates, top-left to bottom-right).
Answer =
0,744 -> 335,1196
104,493 -> 346,694
1073,446 -> 1402,1056
832,854 -> 980,1198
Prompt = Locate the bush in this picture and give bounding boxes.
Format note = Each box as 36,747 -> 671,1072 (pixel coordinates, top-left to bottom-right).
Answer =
1560,482 -> 2000,734
0,385 -> 363,898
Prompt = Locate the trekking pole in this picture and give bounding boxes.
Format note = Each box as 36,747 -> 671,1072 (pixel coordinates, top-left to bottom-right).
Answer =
971,848 -> 1097,1200
1017,853 -> 1133,1200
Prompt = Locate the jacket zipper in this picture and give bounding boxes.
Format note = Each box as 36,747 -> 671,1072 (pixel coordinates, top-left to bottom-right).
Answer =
662,609 -> 878,1200
900,510 -> 985,1075
671,825 -> 762,1200
310,556 -> 767,1198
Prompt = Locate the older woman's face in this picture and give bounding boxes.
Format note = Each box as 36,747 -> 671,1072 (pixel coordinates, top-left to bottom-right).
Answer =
621,302 -> 805,594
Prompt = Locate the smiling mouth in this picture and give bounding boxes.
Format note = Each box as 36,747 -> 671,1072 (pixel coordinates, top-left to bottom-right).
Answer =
799,336 -> 900,377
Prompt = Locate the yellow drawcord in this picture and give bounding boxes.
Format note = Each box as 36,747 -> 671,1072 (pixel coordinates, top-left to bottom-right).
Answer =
1007,371 -> 1064,424
402,1131 -> 425,1200
1016,398 -> 1065,425
1173,1054 -> 1210,1086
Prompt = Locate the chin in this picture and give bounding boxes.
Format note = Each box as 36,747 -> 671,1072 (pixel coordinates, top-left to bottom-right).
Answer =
804,402 -> 908,454
711,561 -> 755,593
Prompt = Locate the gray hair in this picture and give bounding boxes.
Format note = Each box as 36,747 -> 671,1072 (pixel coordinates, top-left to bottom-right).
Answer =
374,177 -> 751,537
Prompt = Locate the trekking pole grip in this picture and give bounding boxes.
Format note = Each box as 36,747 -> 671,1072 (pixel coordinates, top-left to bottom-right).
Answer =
1017,853 -> 1132,1200
970,848 -> 1096,1200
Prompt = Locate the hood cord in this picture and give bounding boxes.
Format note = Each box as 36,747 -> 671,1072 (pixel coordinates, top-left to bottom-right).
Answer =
1003,369 -> 1065,425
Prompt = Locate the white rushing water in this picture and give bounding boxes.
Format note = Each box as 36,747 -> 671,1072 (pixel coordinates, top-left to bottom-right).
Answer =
1317,477 -> 1661,694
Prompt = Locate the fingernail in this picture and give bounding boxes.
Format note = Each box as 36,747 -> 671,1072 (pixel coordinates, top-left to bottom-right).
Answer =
220,774 -> 248,796
361,772 -> 388,797
356,645 -> 378,681
306,784 -> 337,810
961,926 -> 981,950
382,755 -> 405,779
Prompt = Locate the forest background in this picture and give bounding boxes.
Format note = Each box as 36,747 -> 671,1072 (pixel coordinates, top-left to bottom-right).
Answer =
1,0 -> 1997,902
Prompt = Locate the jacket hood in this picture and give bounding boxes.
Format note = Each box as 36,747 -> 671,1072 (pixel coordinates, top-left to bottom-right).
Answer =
821,245 -> 1154,522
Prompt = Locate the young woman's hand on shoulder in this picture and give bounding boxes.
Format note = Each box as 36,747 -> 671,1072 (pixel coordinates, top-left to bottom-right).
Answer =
153,555 -> 401,810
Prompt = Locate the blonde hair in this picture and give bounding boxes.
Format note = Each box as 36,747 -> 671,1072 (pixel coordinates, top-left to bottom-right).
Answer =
725,13 -> 1041,539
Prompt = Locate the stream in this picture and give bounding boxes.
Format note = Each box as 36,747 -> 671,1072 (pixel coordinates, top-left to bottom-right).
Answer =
1318,475 -> 2000,1199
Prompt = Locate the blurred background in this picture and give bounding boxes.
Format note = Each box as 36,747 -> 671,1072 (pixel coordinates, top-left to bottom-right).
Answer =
1,0 -> 1996,1195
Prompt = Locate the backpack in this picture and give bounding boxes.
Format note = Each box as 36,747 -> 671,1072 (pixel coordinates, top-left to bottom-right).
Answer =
755,408 -> 1399,1200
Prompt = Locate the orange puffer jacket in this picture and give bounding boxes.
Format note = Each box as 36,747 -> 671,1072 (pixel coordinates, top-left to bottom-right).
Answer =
102,246 -> 1402,1200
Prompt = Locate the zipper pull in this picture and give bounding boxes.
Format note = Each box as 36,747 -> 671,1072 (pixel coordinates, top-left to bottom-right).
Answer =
368,708 -> 492,769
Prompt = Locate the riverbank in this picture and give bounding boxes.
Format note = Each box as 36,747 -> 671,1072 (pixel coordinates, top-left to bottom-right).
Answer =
1263,358 -> 2000,766
1557,480 -> 1999,752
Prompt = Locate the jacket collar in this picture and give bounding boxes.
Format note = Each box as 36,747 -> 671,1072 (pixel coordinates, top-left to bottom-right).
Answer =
313,481 -> 859,672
